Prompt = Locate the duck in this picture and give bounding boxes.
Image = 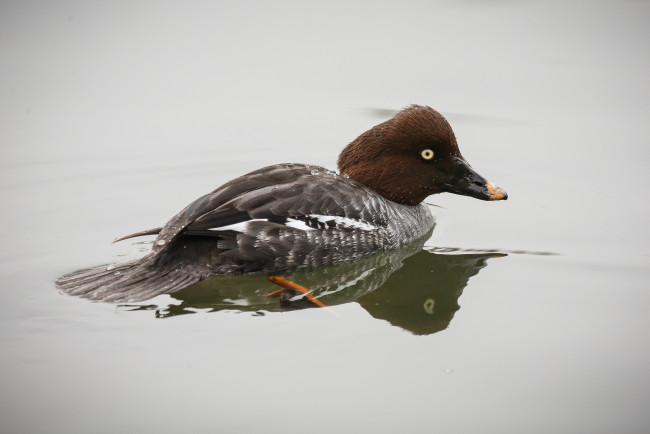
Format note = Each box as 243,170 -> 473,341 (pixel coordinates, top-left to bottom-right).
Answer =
56,105 -> 507,304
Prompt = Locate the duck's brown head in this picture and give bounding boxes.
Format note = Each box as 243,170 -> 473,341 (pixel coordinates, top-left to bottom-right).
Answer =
337,105 -> 508,206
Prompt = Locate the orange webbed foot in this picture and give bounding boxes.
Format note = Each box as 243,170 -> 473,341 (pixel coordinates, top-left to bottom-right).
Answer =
267,276 -> 327,308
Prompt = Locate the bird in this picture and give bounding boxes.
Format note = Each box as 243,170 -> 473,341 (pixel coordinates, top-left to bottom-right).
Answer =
56,105 -> 507,305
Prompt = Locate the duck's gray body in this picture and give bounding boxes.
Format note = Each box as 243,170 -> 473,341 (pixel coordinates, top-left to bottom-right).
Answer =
56,164 -> 435,302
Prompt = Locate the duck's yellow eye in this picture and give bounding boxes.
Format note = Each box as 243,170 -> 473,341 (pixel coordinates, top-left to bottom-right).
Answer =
421,149 -> 434,160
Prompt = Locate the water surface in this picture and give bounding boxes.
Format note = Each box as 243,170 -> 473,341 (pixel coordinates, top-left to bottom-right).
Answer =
1,1 -> 649,433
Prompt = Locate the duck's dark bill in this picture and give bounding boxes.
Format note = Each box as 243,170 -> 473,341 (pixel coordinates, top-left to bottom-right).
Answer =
441,158 -> 508,201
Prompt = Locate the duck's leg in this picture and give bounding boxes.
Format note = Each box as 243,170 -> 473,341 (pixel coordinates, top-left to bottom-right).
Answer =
266,276 -> 327,308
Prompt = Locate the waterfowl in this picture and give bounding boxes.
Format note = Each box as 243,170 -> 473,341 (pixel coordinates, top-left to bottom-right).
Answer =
56,105 -> 507,304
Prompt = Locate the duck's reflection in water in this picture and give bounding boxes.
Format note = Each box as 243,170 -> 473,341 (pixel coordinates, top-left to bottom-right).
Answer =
356,249 -> 503,335
123,234 -> 505,335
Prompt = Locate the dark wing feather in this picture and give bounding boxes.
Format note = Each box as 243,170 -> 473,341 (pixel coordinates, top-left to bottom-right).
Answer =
145,164 -> 314,252
115,164 -> 310,243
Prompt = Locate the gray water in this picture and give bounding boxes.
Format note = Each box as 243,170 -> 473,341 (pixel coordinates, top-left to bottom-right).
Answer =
1,1 -> 649,433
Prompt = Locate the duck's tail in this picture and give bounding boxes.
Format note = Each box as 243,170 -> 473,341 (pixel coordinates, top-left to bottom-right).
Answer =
55,254 -> 203,303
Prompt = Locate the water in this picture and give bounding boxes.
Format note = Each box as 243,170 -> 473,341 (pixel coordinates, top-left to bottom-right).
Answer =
1,1 -> 649,433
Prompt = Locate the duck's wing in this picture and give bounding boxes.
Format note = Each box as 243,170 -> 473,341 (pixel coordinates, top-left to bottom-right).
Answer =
117,164 -> 388,253
185,169 -> 390,234
115,164 -> 316,243
114,164 -> 311,243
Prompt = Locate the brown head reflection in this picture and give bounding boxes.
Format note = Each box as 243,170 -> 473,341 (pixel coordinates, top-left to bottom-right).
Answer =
357,250 -> 504,335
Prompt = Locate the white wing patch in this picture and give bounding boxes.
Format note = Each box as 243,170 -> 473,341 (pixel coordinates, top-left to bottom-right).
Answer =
309,214 -> 376,231
207,215 -> 377,233
285,219 -> 316,231
208,219 -> 268,232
